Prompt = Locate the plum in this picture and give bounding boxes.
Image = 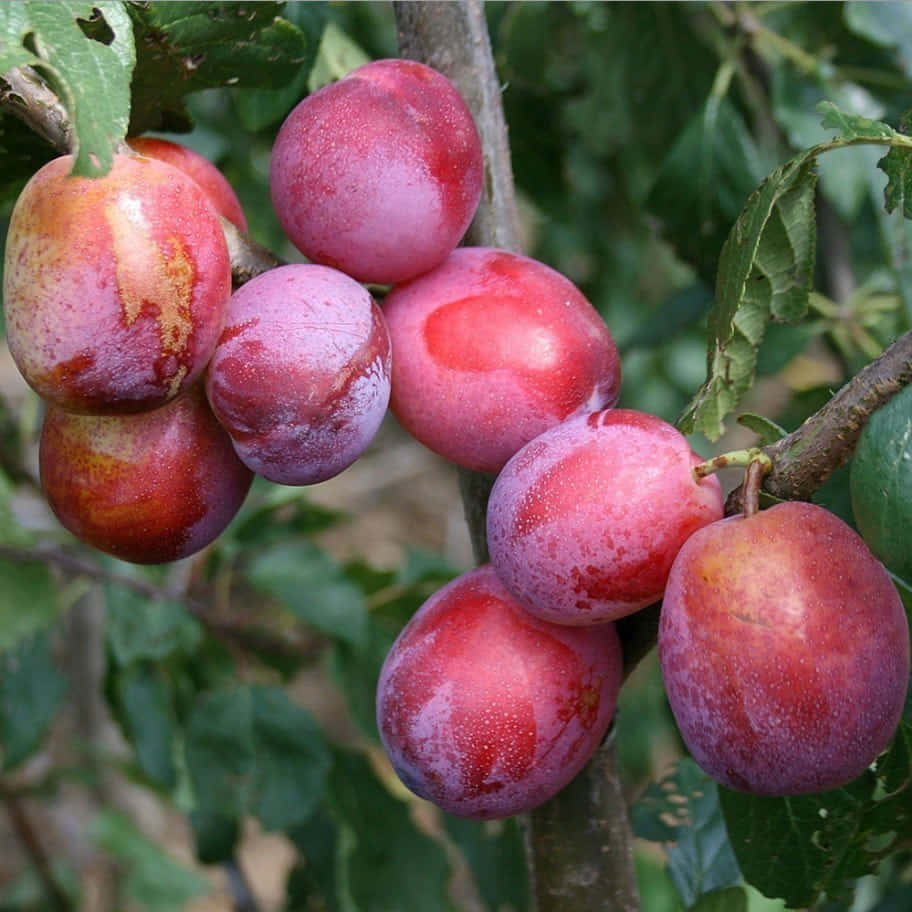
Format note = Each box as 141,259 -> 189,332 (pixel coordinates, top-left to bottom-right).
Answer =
128,136 -> 248,231
658,500 -> 910,795
269,58 -> 482,284
383,247 -> 622,474
376,564 -> 623,819
39,386 -> 253,564
3,153 -> 231,414
204,264 -> 391,485
486,408 -> 723,624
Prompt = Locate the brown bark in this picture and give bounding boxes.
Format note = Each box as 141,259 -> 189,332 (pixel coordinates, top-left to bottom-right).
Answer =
393,4 -> 641,911
726,329 -> 912,513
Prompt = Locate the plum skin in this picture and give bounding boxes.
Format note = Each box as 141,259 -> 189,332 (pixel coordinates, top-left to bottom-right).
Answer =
269,58 -> 483,285
486,408 -> 724,624
376,564 -> 623,819
204,264 -> 391,486
3,153 -> 231,415
658,501 -> 910,796
128,137 -> 248,231
39,386 -> 253,565
383,247 -> 622,474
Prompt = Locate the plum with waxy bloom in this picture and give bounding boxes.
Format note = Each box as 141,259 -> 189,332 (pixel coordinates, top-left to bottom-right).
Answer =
205,264 -> 391,485
658,501 -> 910,795
487,408 -> 723,624
383,247 -> 622,474
376,564 -> 623,819
270,58 -> 482,285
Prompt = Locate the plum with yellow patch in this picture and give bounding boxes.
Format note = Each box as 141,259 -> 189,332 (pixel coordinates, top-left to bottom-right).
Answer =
3,153 -> 231,414
658,501 -> 910,795
376,564 -> 623,819
39,386 -> 253,564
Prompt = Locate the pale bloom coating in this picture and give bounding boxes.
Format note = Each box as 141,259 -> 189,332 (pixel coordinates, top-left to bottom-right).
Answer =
487,409 -> 724,624
659,501 -> 910,795
377,565 -> 623,819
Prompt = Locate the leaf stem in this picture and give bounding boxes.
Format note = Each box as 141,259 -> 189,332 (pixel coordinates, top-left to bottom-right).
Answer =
693,447 -> 773,480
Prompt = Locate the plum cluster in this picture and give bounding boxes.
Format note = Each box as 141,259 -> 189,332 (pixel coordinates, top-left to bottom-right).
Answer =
3,59 -> 476,563
5,57 -> 908,819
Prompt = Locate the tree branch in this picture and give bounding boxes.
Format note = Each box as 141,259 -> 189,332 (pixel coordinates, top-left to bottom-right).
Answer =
0,782 -> 74,911
0,544 -> 326,666
726,329 -> 912,513
393,4 -> 641,911
0,67 -> 73,153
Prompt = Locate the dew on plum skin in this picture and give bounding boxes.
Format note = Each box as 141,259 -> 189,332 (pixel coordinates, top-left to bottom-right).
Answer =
487,408 -> 723,625
376,565 -> 622,819
658,501 -> 910,795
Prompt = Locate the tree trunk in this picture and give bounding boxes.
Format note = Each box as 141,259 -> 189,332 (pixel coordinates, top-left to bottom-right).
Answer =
392,4 -> 641,910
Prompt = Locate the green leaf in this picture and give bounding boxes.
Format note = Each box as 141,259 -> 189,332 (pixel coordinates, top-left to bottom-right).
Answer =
329,748 -> 455,912
306,20 -> 370,93
445,816 -> 530,912
678,153 -> 818,440
633,759 -> 741,908
285,806 -> 339,910
844,1 -> 912,79
689,886 -> 748,912
0,632 -> 67,771
0,470 -> 35,547
232,5 -> 330,132
647,98 -> 769,285
116,664 -> 177,789
0,2 -> 135,175
879,146 -> 912,219
736,413 -> 788,445
185,684 -> 331,856
720,719 -> 912,908
92,810 -> 209,910
817,100 -> 897,141
105,584 -> 202,666
246,541 -> 367,647
0,557 -> 59,653
249,685 -> 331,832
850,383 -> 912,579
127,2 -> 318,134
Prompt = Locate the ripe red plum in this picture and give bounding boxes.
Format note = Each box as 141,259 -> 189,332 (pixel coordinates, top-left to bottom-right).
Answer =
383,247 -> 622,473
269,58 -> 482,284
204,264 -> 391,485
3,153 -> 231,414
658,501 -> 910,795
376,564 -> 622,819
128,136 -> 248,231
486,409 -> 723,624
39,387 -> 253,564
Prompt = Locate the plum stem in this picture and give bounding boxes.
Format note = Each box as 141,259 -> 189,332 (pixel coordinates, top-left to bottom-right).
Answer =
742,457 -> 771,518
